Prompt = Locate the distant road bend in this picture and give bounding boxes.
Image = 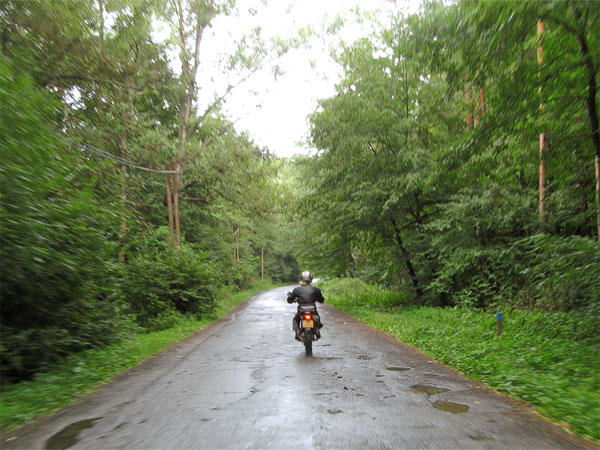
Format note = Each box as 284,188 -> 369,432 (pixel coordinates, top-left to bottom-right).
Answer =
2,286 -> 597,449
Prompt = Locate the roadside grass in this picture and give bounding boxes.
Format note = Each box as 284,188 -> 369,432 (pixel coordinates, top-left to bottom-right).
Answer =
0,282 -> 277,431
318,278 -> 600,444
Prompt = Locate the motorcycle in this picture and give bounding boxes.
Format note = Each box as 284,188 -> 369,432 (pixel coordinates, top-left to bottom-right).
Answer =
287,294 -> 321,356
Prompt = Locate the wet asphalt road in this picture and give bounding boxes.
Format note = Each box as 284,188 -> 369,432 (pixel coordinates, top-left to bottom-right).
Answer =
2,286 -> 596,449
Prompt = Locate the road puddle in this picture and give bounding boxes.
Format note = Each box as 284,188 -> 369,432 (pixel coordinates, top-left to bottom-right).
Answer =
386,367 -> 410,372
433,400 -> 469,413
45,418 -> 101,450
411,385 -> 450,396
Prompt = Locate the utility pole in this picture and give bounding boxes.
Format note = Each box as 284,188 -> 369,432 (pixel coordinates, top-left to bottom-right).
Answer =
172,161 -> 181,247
165,162 -> 175,249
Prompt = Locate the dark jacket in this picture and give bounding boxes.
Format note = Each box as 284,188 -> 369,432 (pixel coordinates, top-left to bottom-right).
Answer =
287,284 -> 324,307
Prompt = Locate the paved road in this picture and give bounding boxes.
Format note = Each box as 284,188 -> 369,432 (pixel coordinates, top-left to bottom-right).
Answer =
2,286 -> 596,449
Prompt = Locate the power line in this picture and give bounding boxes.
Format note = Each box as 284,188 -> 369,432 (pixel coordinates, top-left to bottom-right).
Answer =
54,133 -> 178,174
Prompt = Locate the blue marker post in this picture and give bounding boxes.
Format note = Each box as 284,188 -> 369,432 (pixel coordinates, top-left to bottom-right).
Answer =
496,312 -> 503,337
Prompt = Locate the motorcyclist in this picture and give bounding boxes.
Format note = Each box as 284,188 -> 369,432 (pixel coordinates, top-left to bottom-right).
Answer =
287,271 -> 324,341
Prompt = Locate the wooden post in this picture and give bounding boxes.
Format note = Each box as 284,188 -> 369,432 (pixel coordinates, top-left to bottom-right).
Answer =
496,312 -> 503,337
538,18 -> 546,228
165,162 -> 175,249
261,248 -> 264,280
172,161 -> 181,247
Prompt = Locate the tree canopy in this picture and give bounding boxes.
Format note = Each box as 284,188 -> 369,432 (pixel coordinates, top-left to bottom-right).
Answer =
291,0 -> 599,312
0,0 -> 300,381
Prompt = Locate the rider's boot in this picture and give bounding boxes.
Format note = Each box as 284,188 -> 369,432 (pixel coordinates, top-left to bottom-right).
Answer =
293,322 -> 301,341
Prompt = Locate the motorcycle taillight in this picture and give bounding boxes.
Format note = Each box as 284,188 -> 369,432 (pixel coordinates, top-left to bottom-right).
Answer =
304,314 -> 312,320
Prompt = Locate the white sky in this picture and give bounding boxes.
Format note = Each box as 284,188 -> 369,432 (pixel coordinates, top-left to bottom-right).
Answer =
171,0 -> 422,157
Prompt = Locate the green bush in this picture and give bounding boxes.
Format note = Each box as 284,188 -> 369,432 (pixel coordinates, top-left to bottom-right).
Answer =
520,234 -> 600,313
230,256 -> 261,289
121,235 -> 218,330
318,278 -> 410,312
426,183 -> 535,308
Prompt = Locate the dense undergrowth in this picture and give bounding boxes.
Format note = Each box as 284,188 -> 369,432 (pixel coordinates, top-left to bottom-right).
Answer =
0,282 -> 275,431
318,278 -> 600,443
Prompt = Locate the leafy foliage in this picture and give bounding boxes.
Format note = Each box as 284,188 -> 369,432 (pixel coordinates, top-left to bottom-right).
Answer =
520,234 -> 600,312
0,61 -> 135,381
294,0 -> 600,312
121,235 -> 218,330
0,0 -> 300,384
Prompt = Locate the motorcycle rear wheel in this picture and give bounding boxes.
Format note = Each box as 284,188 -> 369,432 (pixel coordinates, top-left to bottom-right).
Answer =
303,332 -> 313,356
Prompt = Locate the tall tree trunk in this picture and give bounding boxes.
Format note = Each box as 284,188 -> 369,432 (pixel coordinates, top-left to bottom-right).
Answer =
175,0 -> 212,161
233,225 -> 239,260
537,18 -> 546,229
341,230 -> 355,277
596,155 -> 600,239
572,6 -> 600,162
390,218 -> 423,299
519,170 -> 527,190
348,251 -> 356,278
97,0 -> 104,51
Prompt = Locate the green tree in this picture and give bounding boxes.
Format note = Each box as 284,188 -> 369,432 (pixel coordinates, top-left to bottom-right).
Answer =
0,61 -> 133,381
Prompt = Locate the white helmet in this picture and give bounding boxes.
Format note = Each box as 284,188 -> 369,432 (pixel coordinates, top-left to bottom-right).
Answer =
300,271 -> 313,283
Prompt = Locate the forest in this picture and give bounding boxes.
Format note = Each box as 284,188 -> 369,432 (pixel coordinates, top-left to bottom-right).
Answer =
1,0 -> 598,413
293,0 -> 599,313
1,0 -> 305,383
